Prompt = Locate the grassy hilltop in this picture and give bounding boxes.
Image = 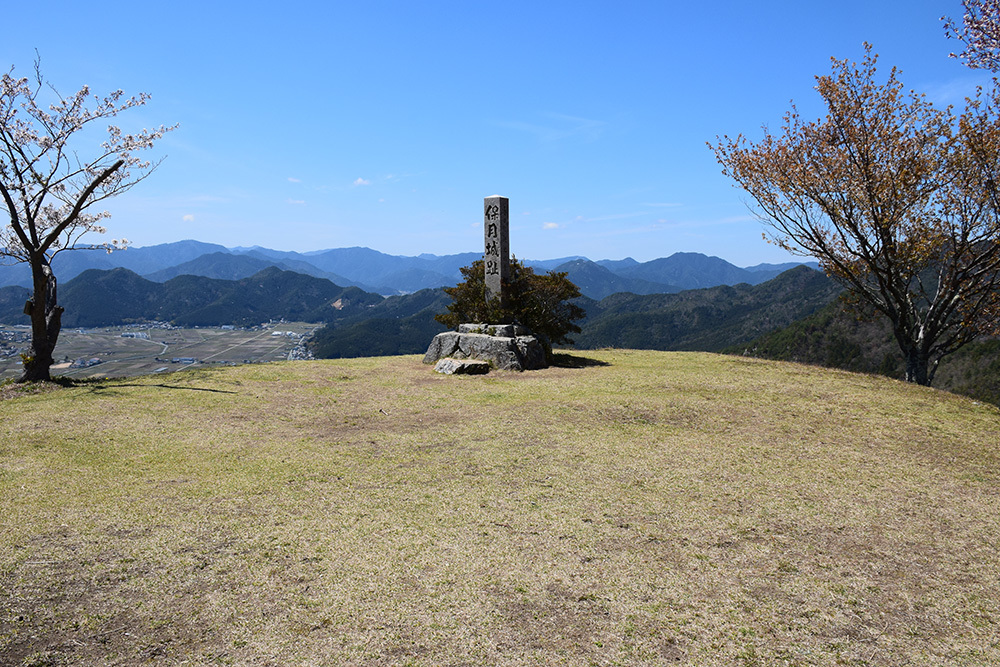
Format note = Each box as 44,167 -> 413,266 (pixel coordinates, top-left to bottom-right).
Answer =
1,351 -> 998,666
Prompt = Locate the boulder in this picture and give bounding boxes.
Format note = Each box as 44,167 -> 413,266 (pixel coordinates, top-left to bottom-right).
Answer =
433,358 -> 490,375
515,334 -> 548,370
423,324 -> 548,371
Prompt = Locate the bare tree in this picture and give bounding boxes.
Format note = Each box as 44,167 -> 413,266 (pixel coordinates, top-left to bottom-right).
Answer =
711,46 -> 1000,386
0,58 -> 174,381
944,0 -> 1000,72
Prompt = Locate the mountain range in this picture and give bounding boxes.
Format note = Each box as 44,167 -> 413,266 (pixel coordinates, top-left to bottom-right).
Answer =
0,240 -> 828,361
309,265 -> 842,360
0,240 -> 817,299
3,244 -> 997,407
0,243 -> 831,360
0,267 -> 383,328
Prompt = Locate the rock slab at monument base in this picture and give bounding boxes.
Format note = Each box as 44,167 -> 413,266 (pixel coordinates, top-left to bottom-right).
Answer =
423,324 -> 548,371
433,358 -> 490,375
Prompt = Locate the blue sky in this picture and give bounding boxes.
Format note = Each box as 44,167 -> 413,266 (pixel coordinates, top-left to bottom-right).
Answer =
2,1 -> 992,265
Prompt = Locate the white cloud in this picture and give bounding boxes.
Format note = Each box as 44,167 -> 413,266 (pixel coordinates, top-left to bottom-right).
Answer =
496,112 -> 606,143
287,177 -> 301,183
643,215 -> 757,231
287,199 -> 306,205
353,177 -> 372,186
923,72 -> 994,105
182,214 -> 195,222
543,222 -> 560,230
585,212 -> 647,223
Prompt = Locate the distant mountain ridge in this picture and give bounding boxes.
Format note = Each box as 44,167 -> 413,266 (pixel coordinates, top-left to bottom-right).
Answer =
552,259 -> 683,300
304,265 -> 840,360
143,251 -> 364,289
0,240 -> 818,298
572,265 -> 842,351
0,262 -> 835,356
0,266 -> 384,328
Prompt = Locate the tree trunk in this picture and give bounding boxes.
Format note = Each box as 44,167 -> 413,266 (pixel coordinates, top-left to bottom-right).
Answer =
20,258 -> 63,383
903,346 -> 931,386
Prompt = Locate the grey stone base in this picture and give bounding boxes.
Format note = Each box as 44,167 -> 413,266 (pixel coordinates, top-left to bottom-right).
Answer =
423,323 -> 548,371
457,323 -> 531,337
433,358 -> 490,375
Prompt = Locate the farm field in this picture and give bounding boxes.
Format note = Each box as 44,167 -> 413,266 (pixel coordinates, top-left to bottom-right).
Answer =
0,322 -> 319,380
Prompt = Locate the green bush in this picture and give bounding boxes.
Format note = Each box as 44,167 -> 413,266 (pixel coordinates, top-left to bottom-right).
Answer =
435,259 -> 585,359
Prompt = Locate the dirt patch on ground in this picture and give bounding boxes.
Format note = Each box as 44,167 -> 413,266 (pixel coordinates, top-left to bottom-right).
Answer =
0,380 -> 63,402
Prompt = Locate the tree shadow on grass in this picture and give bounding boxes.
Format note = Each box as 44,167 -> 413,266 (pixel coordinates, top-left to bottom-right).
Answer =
550,352 -> 611,369
54,377 -> 238,395
104,383 -> 238,394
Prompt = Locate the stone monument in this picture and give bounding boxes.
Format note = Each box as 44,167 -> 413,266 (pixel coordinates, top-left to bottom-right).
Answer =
423,195 -> 548,374
483,195 -> 509,305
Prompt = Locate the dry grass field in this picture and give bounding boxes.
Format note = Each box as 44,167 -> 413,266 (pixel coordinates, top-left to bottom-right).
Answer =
1,350 -> 998,666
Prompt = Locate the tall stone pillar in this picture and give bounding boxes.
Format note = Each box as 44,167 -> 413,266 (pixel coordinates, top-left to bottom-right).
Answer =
483,195 -> 509,305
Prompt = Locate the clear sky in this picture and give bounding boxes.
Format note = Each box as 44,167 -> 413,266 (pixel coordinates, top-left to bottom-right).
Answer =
2,1 -> 992,265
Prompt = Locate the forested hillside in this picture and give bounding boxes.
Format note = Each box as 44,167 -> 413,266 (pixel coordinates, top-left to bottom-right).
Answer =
729,299 -> 1000,406
573,266 -> 841,351
308,289 -> 451,358
0,267 -> 384,328
306,266 -> 840,360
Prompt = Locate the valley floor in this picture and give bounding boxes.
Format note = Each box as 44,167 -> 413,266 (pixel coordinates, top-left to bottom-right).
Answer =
0,322 -> 319,381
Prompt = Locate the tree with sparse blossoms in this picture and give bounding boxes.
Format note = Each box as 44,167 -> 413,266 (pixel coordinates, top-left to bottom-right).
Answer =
0,58 -> 174,381
712,45 -> 1000,386
944,0 -> 1000,72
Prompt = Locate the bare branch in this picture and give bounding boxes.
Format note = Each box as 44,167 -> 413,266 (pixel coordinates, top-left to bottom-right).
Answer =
36,159 -> 123,256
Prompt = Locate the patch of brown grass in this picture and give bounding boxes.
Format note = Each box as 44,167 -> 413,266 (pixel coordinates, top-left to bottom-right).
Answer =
1,351 -> 998,665
0,380 -> 63,403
